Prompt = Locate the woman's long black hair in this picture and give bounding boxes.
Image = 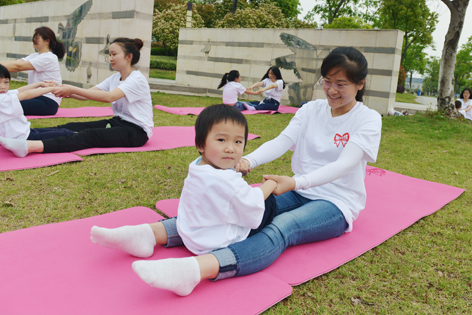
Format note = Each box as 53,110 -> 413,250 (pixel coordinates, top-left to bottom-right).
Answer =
260,66 -> 286,89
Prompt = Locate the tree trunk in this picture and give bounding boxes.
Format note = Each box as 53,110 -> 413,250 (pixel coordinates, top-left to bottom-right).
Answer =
232,0 -> 238,14
409,71 -> 413,92
438,0 -> 469,117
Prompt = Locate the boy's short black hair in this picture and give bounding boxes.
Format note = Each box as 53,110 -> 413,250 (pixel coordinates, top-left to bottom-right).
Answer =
455,100 -> 462,109
195,104 -> 249,153
0,64 -> 11,80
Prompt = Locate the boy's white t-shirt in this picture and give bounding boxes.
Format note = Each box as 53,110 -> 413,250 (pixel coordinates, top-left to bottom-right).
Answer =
96,70 -> 154,138
22,52 -> 62,105
222,81 -> 246,104
176,158 -> 266,255
0,90 -> 31,139
262,78 -> 284,102
281,99 -> 382,232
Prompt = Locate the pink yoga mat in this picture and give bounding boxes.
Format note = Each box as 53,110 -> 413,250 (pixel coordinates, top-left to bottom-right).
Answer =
0,146 -> 83,172
73,126 -> 260,156
26,107 -> 114,119
154,104 -> 299,115
156,166 -> 464,285
0,207 -> 292,314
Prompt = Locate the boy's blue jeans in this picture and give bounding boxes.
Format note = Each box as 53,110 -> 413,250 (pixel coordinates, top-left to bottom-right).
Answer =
161,191 -> 348,280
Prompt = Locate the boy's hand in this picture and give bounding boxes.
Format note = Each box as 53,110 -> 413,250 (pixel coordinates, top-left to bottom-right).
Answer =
235,158 -> 251,176
263,175 -> 295,196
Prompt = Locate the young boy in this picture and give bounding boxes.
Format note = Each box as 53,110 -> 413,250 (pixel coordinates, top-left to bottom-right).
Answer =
90,104 -> 279,295
0,64 -> 73,143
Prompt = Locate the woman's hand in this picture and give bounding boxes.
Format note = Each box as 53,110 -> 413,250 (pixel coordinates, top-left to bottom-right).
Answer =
235,158 -> 251,176
44,80 -> 60,87
53,84 -> 75,98
263,175 -> 295,196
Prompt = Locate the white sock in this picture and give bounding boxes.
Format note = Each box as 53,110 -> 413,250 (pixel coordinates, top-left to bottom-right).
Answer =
90,224 -> 156,258
132,257 -> 201,296
0,136 -> 28,157
243,102 -> 256,111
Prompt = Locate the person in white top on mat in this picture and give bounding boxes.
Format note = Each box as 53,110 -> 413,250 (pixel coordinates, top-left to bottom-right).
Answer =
0,38 -> 153,157
0,64 -> 75,141
89,104 -> 279,294
217,70 -> 262,111
458,88 -> 472,120
243,66 -> 286,111
90,47 -> 382,297
1,26 -> 64,116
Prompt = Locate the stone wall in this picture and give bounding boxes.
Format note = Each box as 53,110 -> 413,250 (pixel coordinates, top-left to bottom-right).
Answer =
0,0 -> 153,88
176,28 -> 404,114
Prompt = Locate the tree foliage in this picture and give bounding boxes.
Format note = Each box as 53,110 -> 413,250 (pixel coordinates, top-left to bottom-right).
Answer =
0,0 -> 42,5
250,0 -> 300,19
216,2 -> 289,28
402,43 -> 427,90
422,57 -> 440,96
308,0 -> 357,25
152,3 -> 204,52
323,16 -> 372,29
377,0 -> 437,66
454,36 -> 472,93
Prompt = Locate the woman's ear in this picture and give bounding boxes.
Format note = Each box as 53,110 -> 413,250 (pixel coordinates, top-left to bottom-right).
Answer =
358,78 -> 366,90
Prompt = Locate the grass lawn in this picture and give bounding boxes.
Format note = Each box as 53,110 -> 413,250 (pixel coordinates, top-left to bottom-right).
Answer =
149,68 -> 176,80
396,92 -> 421,104
2,83 -> 471,313
150,55 -> 177,63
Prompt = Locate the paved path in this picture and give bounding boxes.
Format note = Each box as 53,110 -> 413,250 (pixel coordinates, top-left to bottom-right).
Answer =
394,95 -> 437,113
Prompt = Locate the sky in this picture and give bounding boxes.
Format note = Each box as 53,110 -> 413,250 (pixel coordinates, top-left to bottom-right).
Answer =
297,0 -> 472,59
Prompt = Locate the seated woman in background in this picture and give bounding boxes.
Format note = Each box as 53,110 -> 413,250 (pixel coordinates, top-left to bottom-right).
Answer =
0,38 -> 153,157
0,26 -> 64,116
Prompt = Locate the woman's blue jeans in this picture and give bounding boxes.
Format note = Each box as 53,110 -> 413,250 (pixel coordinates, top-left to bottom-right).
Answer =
249,97 -> 280,110
211,191 -> 348,280
161,191 -> 348,280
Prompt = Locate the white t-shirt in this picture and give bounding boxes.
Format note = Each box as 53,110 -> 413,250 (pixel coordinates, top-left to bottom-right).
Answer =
0,90 -> 30,139
459,99 -> 472,120
281,99 -> 382,232
459,98 -> 472,110
22,52 -> 62,105
96,70 -> 154,138
262,78 -> 284,102
222,81 -> 246,105
176,158 -> 266,255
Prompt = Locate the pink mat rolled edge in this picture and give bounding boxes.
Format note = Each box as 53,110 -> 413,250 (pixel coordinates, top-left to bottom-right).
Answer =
0,207 -> 292,315
73,126 -> 260,156
154,104 -> 298,115
156,166 -> 464,286
26,107 -> 114,119
0,147 -> 83,172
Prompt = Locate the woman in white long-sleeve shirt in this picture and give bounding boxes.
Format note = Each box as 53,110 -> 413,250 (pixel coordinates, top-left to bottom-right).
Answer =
86,47 -> 382,297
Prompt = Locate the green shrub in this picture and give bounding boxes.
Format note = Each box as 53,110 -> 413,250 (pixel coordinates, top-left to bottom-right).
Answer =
149,56 -> 177,70
151,46 -> 177,56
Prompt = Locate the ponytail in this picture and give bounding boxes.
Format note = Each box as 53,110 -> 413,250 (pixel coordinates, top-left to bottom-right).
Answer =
218,73 -> 229,89
217,70 -> 240,89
